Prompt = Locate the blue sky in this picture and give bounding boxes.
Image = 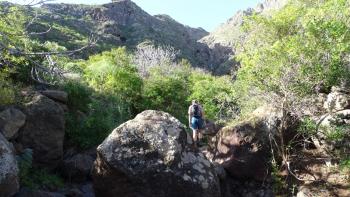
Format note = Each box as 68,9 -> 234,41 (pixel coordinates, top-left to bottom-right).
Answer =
8,0 -> 262,31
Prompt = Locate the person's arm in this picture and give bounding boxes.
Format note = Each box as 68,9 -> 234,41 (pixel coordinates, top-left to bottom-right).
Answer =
200,105 -> 205,119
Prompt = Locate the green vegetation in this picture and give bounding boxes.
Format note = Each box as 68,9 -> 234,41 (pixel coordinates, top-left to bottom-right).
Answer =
235,0 -> 350,114
2,1 -> 350,195
60,47 -> 238,148
340,158 -> 350,172
141,63 -> 191,123
18,149 -> 64,190
231,0 -> 350,193
0,70 -> 16,105
298,117 -> 318,136
189,71 -> 237,121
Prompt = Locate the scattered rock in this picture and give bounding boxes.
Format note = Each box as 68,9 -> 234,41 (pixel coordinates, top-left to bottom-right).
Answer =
92,110 -> 221,197
62,153 -> 94,182
0,107 -> 26,140
40,90 -> 68,103
18,94 -> 65,169
0,133 -> 19,197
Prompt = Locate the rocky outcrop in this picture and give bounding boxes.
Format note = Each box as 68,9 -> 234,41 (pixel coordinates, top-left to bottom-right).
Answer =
213,121 -> 270,181
201,0 -> 288,48
92,110 -> 220,197
200,0 -> 288,74
19,93 -> 65,169
0,107 -> 26,140
0,133 -> 19,197
38,1 -> 213,70
324,86 -> 350,112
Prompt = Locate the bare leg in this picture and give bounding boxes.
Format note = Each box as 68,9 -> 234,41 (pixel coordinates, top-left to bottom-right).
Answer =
198,130 -> 203,142
192,129 -> 198,147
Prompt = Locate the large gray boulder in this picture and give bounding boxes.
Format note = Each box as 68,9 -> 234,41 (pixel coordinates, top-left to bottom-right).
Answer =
0,133 -> 19,197
92,110 -> 221,197
18,94 -> 65,169
0,107 -> 26,140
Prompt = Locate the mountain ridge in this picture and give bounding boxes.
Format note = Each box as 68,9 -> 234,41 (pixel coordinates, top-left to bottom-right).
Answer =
1,0 -> 288,74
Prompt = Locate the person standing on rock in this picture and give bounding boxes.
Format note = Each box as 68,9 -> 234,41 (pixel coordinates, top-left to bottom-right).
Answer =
188,100 -> 205,147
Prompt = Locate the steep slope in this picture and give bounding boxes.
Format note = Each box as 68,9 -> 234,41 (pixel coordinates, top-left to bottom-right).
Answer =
1,0 -> 217,69
199,0 -> 289,74
200,0 -> 289,48
0,0 -> 288,74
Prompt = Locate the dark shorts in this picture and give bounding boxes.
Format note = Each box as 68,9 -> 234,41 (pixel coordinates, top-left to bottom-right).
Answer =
191,117 -> 204,130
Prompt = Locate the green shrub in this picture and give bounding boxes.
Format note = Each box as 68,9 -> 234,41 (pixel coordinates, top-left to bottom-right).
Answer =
189,71 -> 237,121
324,125 -> 348,141
63,80 -> 91,112
340,158 -> 350,172
84,47 -> 143,114
0,69 -> 16,105
298,117 -> 318,136
141,65 -> 191,123
66,97 -> 130,149
234,0 -> 350,115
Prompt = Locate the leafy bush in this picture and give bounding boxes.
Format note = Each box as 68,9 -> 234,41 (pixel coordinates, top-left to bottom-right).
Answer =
141,64 -> 191,123
189,71 -> 237,121
63,80 -> 91,112
323,125 -> 349,141
234,0 -> 350,115
84,47 -> 143,113
0,69 -> 16,105
340,158 -> 350,172
65,97 -> 131,149
298,117 -> 318,136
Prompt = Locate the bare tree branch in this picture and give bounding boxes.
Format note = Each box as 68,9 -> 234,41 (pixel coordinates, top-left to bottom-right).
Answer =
28,25 -> 52,35
133,44 -> 179,77
15,35 -> 98,56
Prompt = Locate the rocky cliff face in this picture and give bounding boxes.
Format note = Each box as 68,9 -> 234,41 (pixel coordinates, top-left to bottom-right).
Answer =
200,0 -> 288,48
24,0 -> 220,71
199,0 -> 288,73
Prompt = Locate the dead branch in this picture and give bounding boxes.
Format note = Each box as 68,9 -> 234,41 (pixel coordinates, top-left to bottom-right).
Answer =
0,29 -> 95,85
133,44 -> 179,77
28,25 -> 52,35
17,36 -> 97,56
286,161 -> 317,182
